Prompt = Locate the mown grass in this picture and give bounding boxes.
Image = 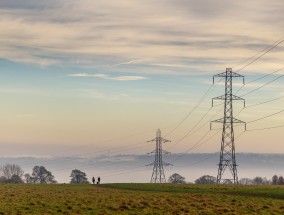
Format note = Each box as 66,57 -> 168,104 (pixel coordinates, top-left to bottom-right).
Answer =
0,184 -> 284,214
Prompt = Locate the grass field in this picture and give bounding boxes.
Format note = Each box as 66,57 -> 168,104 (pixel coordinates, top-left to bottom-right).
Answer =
0,183 -> 284,214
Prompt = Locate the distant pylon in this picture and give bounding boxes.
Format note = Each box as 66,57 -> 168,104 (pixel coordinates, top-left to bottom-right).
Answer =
211,68 -> 246,184
147,129 -> 172,183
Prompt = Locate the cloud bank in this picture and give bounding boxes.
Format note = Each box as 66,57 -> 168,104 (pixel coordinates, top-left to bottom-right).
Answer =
0,0 -> 283,75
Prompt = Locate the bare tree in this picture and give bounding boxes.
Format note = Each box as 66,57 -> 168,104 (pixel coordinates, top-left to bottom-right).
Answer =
195,175 -> 216,184
0,164 -> 24,180
239,178 -> 254,185
168,173 -> 186,184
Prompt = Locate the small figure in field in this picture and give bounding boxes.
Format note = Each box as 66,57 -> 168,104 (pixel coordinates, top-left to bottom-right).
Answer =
98,176 -> 101,184
92,177 -> 95,184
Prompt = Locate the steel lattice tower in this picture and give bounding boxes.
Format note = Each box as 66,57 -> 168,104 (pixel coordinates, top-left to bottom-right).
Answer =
147,129 -> 172,183
211,68 -> 246,184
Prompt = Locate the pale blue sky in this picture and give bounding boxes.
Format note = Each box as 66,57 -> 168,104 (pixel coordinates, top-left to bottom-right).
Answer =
0,0 -> 283,157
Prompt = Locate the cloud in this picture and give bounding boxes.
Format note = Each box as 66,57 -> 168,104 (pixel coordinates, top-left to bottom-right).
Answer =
0,0 -> 283,75
68,73 -> 147,81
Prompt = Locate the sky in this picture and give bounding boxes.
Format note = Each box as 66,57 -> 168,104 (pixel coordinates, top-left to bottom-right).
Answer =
0,0 -> 284,159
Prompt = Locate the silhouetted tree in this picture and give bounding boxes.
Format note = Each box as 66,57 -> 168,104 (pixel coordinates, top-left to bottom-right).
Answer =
24,173 -> 34,184
0,164 -> 24,181
272,175 -> 278,185
239,178 -> 254,185
195,175 -> 216,184
0,176 -> 7,184
252,177 -> 270,185
279,176 -> 284,185
253,177 -> 263,185
70,169 -> 89,184
8,175 -> 24,184
31,166 -> 57,184
168,173 -> 186,184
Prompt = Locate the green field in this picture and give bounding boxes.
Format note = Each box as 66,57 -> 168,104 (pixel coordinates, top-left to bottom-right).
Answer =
0,183 -> 284,214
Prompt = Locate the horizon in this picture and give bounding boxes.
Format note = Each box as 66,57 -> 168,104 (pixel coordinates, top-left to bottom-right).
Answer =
1,153 -> 284,183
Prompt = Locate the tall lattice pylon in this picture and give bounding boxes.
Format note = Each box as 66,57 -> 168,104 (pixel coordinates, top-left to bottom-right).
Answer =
147,129 -> 172,183
211,68 -> 246,184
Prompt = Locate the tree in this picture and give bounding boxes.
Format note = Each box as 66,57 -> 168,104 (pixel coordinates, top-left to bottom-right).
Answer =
24,173 -> 34,184
31,166 -> 57,184
0,164 -> 24,180
168,173 -> 186,184
272,175 -> 278,185
0,176 -> 7,184
70,169 -> 89,184
252,177 -> 271,185
262,177 -> 270,185
195,175 -> 216,184
279,176 -> 284,185
239,178 -> 254,185
8,175 -> 24,184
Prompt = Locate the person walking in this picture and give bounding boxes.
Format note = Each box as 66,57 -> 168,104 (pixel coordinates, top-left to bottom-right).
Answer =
92,177 -> 95,184
98,176 -> 101,184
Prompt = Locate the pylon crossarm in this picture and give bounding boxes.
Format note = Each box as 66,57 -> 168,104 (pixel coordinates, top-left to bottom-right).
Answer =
214,71 -> 244,78
212,95 -> 226,101
232,117 -> 246,124
163,162 -> 173,166
213,70 -> 244,84
161,138 -> 171,143
147,150 -> 155,154
213,95 -> 244,101
211,117 -> 245,124
162,150 -> 171,155
147,138 -> 156,142
211,118 -> 224,124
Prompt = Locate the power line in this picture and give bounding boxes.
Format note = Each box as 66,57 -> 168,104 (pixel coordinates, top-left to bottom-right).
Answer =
235,39 -> 284,73
165,77 -> 225,138
233,37 -> 284,69
246,95 -> 284,108
234,66 -> 284,96
248,108 -> 284,124
98,130 -> 247,179
166,107 -> 213,150
241,74 -> 284,97
247,124 -> 284,132
165,84 -> 214,137
174,130 -> 246,168
170,130 -> 221,164
232,107 -> 284,129
165,95 -> 223,151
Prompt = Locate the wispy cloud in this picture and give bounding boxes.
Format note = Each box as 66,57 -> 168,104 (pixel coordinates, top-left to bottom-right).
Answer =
0,0 -> 282,75
68,73 -> 147,81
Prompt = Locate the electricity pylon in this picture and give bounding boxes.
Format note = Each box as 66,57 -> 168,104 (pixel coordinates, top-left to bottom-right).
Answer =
211,68 -> 246,184
147,129 -> 172,183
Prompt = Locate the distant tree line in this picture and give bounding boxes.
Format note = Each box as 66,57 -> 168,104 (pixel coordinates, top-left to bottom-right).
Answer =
0,164 -> 90,184
194,174 -> 284,185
